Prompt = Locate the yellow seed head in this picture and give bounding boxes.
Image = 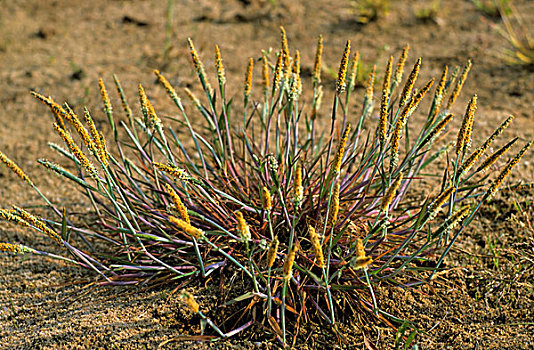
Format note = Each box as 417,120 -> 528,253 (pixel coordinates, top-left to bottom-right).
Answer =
13,206 -> 62,245
266,236 -> 279,268
328,182 -> 340,227
262,54 -> 269,91
353,256 -> 373,270
399,57 -> 421,107
236,211 -> 251,242
444,206 -> 470,231
333,124 -> 351,174
138,84 -> 162,129
456,94 -> 477,155
292,50 -> 301,93
430,65 -> 448,119
421,113 -> 454,147
52,105 -> 67,130
83,109 -> 101,147
292,50 -> 301,76
379,57 -> 394,145
0,209 -> 30,230
486,141 -> 532,199
184,88 -> 201,109
308,225 -> 324,267
53,123 -> 98,177
244,57 -> 254,98
187,38 -> 213,95
0,242 -> 25,254
169,216 -> 204,240
98,78 -> 112,115
356,238 -> 366,259
447,59 -> 472,109
336,40 -> 351,95
165,183 -> 190,224
477,137 -> 518,173
180,291 -> 200,314
381,173 -> 403,212
347,51 -> 360,92
411,78 -> 434,111
214,45 -> 226,86
394,44 -> 410,86
154,162 -> 190,181
31,92 -> 68,130
287,73 -> 300,101
428,187 -> 455,219
62,105 -> 97,158
458,146 -> 485,177
480,115 -> 514,152
293,163 -> 303,205
280,26 -> 289,59
99,131 -> 109,166
84,109 -> 108,166
313,35 -> 323,85
147,98 -> 162,130
0,151 -> 33,186
154,70 -> 181,108
283,245 -> 298,279
390,96 -> 416,167
262,186 -> 272,211
283,55 -> 292,90
353,238 -> 372,270
280,27 -> 291,88
31,91 -> 52,106
113,75 -> 134,120
138,83 -> 149,117
459,117 -> 514,176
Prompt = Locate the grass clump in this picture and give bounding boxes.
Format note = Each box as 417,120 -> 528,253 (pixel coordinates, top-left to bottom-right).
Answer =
414,0 -> 442,24
496,3 -> 534,65
350,0 -> 390,23
471,0 -> 510,18
1,27 -> 531,346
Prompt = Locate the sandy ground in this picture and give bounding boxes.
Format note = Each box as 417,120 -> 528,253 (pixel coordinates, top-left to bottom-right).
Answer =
1,0 -> 534,348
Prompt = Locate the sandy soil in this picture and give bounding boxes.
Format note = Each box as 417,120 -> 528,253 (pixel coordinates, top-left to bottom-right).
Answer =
1,0 -> 533,348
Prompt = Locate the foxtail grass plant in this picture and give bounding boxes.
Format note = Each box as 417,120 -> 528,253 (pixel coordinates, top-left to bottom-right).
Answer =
1,28 -> 531,346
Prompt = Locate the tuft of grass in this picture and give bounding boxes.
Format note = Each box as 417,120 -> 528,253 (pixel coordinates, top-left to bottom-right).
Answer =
1,28 -> 531,346
414,0 -> 442,24
471,0 -> 510,18
351,0 -> 390,23
494,3 -> 534,65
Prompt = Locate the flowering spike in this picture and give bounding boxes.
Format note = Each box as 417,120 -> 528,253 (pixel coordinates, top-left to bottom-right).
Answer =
169,216 -> 204,240
485,141 -> 532,199
283,245 -> 298,279
313,35 -> 323,86
308,225 -> 324,267
244,57 -> 254,98
266,236 -> 279,268
336,40 -> 351,95
456,94 -> 477,155
0,151 -> 33,186
333,123 -> 351,174
447,59 -> 472,109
